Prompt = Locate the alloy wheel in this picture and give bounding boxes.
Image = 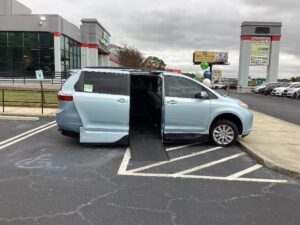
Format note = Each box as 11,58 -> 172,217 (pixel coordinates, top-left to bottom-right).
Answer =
212,125 -> 234,145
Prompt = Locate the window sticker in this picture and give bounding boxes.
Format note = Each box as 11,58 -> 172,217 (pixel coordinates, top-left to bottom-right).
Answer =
84,84 -> 93,92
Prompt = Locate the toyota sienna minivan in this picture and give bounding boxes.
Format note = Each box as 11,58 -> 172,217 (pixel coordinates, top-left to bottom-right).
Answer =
56,68 -> 253,147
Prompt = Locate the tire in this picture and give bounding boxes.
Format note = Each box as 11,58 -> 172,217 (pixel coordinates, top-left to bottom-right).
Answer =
294,92 -> 298,99
210,120 -> 239,147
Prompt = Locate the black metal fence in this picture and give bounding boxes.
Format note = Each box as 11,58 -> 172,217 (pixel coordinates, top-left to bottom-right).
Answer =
0,88 -> 58,114
0,71 -> 70,84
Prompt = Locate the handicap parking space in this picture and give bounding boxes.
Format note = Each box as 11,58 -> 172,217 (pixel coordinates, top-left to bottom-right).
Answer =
0,119 -> 299,225
120,142 -> 290,184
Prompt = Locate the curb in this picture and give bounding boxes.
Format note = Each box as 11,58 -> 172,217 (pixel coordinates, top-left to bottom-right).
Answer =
0,115 -> 40,121
0,113 -> 55,118
238,139 -> 300,179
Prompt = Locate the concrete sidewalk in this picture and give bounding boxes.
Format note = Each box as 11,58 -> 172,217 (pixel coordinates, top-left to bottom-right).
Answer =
239,110 -> 300,178
0,106 -> 56,117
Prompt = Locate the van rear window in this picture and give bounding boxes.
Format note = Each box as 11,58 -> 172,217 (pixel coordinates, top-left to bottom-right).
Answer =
75,71 -> 128,95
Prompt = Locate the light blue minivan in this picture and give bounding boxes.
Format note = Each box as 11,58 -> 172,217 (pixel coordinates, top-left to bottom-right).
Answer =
56,68 -> 253,147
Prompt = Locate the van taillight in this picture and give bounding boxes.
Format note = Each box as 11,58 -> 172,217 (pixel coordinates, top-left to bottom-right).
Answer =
57,91 -> 73,101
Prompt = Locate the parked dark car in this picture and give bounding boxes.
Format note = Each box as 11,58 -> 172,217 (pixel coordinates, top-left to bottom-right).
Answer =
229,80 -> 238,89
260,83 -> 281,95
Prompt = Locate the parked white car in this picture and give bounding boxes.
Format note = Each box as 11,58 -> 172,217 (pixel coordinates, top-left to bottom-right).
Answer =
271,83 -> 299,96
284,83 -> 300,98
211,83 -> 227,90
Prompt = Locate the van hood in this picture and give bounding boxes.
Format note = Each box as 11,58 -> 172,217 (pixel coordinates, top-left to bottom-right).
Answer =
219,95 -> 243,104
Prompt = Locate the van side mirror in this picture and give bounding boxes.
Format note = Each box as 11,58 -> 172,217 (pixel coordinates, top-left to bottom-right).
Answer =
195,91 -> 208,99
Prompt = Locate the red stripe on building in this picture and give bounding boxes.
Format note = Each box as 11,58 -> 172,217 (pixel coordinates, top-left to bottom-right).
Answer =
53,32 -> 62,37
240,35 -> 252,41
80,43 -> 89,48
89,44 -> 98,49
100,52 -> 110,56
80,43 -> 99,48
272,36 -> 281,41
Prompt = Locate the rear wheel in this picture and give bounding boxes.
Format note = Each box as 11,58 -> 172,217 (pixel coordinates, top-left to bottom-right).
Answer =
294,92 -> 298,99
210,120 -> 239,147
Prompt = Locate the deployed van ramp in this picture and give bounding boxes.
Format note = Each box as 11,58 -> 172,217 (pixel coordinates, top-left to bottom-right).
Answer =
129,134 -> 169,161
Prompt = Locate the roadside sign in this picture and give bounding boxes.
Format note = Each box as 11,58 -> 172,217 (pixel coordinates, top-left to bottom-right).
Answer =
215,52 -> 228,63
250,37 -> 271,66
193,51 -> 228,64
35,70 -> 44,81
194,51 -> 216,63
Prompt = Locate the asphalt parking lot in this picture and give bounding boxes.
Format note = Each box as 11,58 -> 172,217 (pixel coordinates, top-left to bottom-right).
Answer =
217,90 -> 300,125
0,118 -> 300,225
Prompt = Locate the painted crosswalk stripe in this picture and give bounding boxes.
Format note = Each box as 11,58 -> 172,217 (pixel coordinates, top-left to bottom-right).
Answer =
175,152 -> 246,175
126,146 -> 222,173
227,164 -> 263,179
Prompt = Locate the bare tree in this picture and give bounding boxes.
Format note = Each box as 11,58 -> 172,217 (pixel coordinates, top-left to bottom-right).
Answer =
117,44 -> 145,68
143,56 -> 166,70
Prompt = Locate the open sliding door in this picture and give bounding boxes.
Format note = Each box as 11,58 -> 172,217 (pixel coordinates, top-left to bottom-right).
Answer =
73,70 -> 130,143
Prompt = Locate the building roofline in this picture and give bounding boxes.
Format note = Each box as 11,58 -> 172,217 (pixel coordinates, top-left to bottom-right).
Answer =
81,18 -> 110,35
242,21 -> 282,27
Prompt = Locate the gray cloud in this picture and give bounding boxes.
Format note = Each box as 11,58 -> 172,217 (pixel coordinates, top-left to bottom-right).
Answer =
20,0 -> 300,77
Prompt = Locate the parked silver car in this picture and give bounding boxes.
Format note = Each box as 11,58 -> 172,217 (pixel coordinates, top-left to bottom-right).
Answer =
285,84 -> 300,98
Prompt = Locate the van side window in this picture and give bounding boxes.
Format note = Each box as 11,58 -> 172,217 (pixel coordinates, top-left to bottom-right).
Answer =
76,72 -> 128,95
165,76 -> 204,98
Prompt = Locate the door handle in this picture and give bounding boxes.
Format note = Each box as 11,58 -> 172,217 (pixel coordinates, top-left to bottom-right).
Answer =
116,98 -> 126,103
167,100 -> 177,105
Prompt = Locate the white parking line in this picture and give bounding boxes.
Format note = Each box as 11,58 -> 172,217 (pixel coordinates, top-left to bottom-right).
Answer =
0,121 -> 56,151
118,147 -> 131,175
0,121 -> 56,147
166,142 -> 203,152
126,146 -> 222,173
118,148 -> 289,183
227,164 -> 263,179
175,152 -> 246,175
122,172 -> 288,183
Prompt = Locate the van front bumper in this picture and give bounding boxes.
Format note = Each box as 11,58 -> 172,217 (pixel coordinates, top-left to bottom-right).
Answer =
241,109 -> 253,136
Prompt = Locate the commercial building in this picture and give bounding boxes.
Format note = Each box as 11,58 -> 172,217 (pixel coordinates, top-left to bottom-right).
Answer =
0,0 -> 120,78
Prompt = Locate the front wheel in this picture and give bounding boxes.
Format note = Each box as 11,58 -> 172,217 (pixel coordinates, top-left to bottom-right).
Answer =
210,120 -> 239,147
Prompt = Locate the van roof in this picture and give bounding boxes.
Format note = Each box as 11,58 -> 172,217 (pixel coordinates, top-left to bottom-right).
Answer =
82,67 -> 177,76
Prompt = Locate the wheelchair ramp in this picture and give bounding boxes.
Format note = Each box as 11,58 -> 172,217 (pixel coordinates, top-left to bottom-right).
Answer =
129,134 -> 169,161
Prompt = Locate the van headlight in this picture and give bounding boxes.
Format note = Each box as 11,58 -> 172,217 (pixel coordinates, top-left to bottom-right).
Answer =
240,103 -> 248,109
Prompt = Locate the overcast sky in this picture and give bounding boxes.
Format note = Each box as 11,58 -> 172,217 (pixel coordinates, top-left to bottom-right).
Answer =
20,0 -> 300,78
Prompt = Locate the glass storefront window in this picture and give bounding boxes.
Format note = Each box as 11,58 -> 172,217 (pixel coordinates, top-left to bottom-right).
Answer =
0,32 -> 54,77
39,32 -> 53,48
0,32 -> 7,47
8,32 -> 23,47
60,34 -> 81,72
24,32 -> 38,49
0,32 -> 81,77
